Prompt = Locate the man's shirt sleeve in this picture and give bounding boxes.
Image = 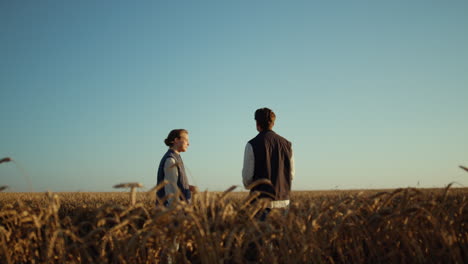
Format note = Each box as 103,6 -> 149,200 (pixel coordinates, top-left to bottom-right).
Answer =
290,148 -> 295,181
164,157 -> 178,205
242,143 -> 255,188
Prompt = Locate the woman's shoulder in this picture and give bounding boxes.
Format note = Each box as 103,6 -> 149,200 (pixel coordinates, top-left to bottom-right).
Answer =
164,157 -> 177,168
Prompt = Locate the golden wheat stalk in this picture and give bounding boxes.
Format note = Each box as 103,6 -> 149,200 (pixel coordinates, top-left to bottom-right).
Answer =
113,182 -> 143,206
0,186 -> 467,263
0,157 -> 11,164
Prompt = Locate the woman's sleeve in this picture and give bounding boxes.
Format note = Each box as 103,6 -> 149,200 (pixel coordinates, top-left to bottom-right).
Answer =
164,157 -> 178,206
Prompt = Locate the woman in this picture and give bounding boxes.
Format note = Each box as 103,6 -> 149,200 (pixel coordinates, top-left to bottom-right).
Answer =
156,129 -> 196,206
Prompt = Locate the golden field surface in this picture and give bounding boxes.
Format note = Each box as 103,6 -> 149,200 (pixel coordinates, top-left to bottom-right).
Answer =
0,186 -> 467,263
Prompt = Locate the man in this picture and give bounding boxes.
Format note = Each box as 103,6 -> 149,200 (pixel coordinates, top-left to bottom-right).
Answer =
242,107 -> 295,213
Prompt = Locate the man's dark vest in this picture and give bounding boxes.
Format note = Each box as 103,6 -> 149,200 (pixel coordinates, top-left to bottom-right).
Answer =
156,149 -> 191,206
248,130 -> 292,201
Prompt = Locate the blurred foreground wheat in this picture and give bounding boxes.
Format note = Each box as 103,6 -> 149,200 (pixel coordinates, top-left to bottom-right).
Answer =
0,186 -> 467,263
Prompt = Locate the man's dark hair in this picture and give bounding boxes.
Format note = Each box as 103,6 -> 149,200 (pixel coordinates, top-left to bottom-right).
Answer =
164,129 -> 188,147
255,108 -> 276,130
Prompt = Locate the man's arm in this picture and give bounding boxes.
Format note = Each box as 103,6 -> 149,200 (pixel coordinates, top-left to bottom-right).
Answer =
242,143 -> 255,188
164,157 -> 179,206
290,148 -> 295,180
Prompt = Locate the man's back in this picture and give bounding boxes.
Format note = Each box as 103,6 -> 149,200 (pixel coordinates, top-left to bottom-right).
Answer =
248,130 -> 293,201
242,107 -> 295,208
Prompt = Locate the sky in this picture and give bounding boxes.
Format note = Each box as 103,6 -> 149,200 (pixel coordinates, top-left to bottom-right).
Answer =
1,0 -> 467,192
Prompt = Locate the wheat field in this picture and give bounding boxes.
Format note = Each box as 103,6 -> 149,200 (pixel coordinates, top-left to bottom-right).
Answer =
0,186 -> 467,263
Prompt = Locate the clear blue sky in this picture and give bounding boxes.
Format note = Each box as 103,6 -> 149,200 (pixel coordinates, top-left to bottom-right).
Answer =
1,1 -> 467,192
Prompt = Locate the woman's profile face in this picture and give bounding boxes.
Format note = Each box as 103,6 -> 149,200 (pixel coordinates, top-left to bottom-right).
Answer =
174,132 -> 189,152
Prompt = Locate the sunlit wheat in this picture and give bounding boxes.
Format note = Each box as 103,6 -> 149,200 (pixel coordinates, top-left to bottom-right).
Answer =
0,185 -> 467,263
0,157 -> 11,164
113,182 -> 143,206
